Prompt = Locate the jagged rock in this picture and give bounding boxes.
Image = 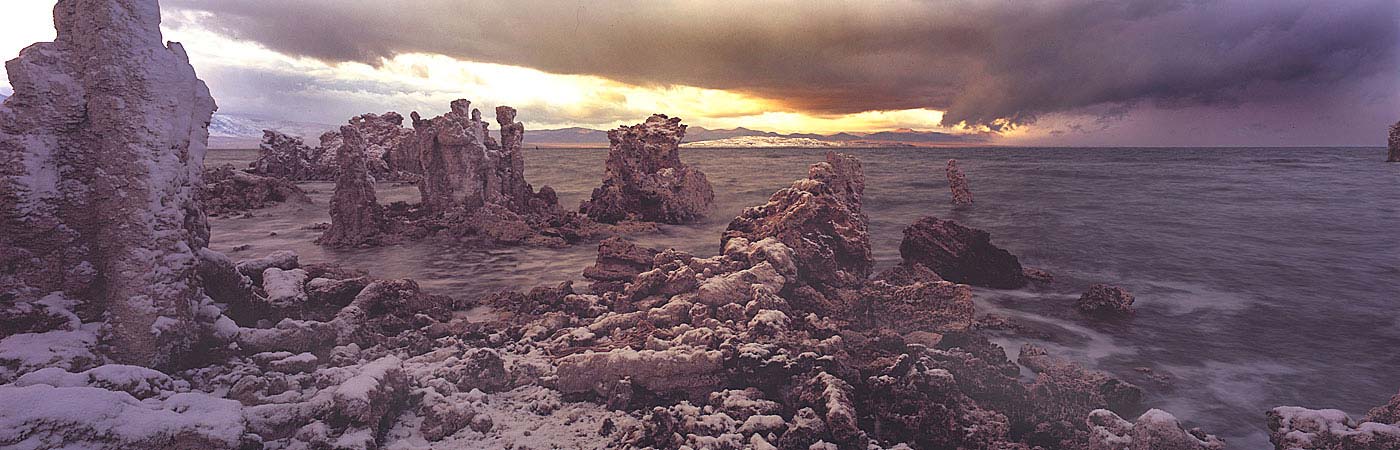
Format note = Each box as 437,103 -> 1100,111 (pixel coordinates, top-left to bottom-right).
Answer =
583,237 -> 660,292
946,159 -> 974,206
724,152 -> 872,290
201,163 -> 309,215
0,0 -> 216,368
318,125 -> 385,248
412,100 -> 559,215
580,114 -> 714,224
861,269 -> 974,333
1019,344 -> 1144,444
898,216 -> 1028,289
1087,409 -> 1225,450
1369,390 -> 1400,424
1388,121 -> 1400,162
250,130 -> 321,180
1267,405 -> 1400,450
1077,284 -> 1136,316
318,112 -> 419,180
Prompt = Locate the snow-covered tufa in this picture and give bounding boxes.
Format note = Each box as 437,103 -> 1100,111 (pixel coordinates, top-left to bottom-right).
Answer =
0,0 -> 216,369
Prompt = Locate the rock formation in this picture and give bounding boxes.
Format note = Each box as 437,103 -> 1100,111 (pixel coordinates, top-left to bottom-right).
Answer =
725,152 -> 872,291
1268,398 -> 1400,449
250,130 -> 321,180
249,113 -> 420,182
412,100 -> 558,215
580,114 -> 714,224
1389,121 -> 1400,162
946,159 -> 974,206
316,112 -> 419,179
0,0 -> 216,368
898,216 -> 1028,289
318,126 -> 384,247
1077,284 -> 1136,316
201,164 -> 309,216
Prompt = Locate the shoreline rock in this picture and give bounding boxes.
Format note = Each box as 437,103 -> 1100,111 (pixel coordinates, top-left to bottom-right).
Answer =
581,114 -> 715,224
898,216 -> 1029,289
1077,284 -> 1136,316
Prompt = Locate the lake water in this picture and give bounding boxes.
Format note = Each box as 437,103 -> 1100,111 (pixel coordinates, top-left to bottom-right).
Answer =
206,146 -> 1400,448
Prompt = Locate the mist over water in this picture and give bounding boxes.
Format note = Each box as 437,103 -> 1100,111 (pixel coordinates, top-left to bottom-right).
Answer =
207,146 -> 1400,447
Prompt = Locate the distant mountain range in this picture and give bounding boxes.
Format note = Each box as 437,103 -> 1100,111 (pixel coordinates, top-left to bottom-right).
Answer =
205,112 -> 986,149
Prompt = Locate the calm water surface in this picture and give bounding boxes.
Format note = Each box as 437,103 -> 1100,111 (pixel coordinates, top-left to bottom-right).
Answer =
207,147 -> 1400,448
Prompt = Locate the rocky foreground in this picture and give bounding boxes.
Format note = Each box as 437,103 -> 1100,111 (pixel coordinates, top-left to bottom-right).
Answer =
2,1 -> 1400,450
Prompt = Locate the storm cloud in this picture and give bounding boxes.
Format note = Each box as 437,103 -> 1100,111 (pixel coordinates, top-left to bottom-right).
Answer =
165,0 -> 1397,128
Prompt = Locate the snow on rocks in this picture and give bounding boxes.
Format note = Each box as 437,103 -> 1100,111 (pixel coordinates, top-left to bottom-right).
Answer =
724,152 -> 873,291
1267,403 -> 1400,449
0,384 -> 251,449
1087,408 -> 1225,450
556,346 -> 725,399
946,159 -> 974,207
0,0 -> 217,369
580,114 -> 715,224
898,216 -> 1029,289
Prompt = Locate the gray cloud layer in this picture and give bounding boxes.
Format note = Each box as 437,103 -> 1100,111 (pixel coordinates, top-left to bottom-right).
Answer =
167,0 -> 1397,129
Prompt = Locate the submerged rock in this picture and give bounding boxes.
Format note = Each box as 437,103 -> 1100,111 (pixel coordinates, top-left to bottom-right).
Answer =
724,152 -> 873,290
318,126 -> 385,248
946,159 -> 974,206
898,216 -> 1028,289
0,0 -> 216,368
201,164 -> 309,215
1389,121 -> 1400,162
581,114 -> 715,224
1077,284 -> 1136,316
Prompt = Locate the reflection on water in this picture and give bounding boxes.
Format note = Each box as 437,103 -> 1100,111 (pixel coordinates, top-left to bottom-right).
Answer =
207,146 -> 1400,447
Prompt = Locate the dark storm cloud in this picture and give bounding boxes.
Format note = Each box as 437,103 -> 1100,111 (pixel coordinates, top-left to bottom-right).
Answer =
166,0 -> 1398,127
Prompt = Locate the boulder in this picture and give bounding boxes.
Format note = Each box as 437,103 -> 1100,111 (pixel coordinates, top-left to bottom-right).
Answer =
724,152 -> 873,290
0,0 -> 217,368
201,164 -> 309,215
318,125 -> 385,247
946,159 -> 974,206
1077,284 -> 1136,316
898,216 -> 1027,289
580,114 -> 714,224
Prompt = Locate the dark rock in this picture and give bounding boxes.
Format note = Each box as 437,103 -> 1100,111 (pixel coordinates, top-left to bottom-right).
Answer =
580,114 -> 714,224
1076,284 -> 1136,316
583,237 -> 660,292
1389,121 -> 1399,162
202,164 -> 309,215
898,216 -> 1027,289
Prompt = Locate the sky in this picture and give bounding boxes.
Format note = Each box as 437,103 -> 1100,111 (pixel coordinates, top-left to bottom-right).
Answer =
2,0 -> 1397,146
